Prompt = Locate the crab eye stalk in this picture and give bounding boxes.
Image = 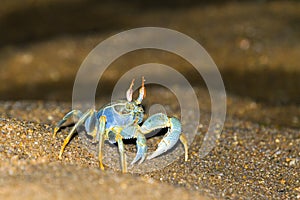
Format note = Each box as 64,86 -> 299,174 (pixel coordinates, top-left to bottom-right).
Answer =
126,78 -> 135,102
136,76 -> 146,105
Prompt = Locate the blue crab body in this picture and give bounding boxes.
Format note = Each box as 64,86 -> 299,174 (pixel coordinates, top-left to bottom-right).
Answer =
96,100 -> 144,131
53,77 -> 188,173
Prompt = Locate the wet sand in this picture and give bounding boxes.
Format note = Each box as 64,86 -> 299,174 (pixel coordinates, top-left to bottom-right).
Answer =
1,93 -> 299,199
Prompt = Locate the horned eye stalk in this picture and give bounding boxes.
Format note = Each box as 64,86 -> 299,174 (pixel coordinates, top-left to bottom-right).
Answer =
126,79 -> 135,102
126,76 -> 146,105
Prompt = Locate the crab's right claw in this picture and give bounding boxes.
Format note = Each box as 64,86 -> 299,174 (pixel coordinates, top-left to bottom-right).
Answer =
131,133 -> 148,165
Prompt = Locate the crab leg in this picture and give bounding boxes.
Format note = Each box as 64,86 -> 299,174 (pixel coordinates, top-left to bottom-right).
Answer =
58,109 -> 94,159
97,116 -> 106,170
53,110 -> 83,138
179,134 -> 188,161
140,113 -> 188,161
116,133 -> 127,173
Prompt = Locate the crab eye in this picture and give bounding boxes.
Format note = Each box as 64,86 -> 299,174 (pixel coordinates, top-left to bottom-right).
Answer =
125,102 -> 133,110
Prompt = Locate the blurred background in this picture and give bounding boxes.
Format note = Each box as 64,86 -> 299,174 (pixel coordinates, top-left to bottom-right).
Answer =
0,0 -> 299,127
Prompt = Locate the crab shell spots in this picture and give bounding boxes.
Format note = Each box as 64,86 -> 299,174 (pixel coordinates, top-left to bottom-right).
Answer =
97,105 -> 133,129
113,104 -> 132,115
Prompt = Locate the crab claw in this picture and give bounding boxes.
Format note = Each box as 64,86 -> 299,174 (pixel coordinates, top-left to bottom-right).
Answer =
147,117 -> 181,160
130,134 -> 148,165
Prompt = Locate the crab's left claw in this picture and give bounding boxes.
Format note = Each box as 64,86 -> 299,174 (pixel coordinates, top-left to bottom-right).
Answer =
147,117 -> 188,161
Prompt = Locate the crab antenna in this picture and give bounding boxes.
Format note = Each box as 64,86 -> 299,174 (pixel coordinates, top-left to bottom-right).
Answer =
126,78 -> 135,102
136,76 -> 146,104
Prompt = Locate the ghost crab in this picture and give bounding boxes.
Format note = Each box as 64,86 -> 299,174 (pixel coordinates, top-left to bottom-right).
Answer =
53,77 -> 188,173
